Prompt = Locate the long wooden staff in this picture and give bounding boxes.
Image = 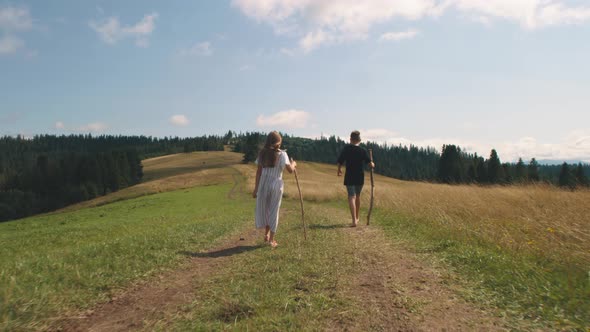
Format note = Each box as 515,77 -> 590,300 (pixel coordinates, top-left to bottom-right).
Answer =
367,149 -> 375,225
291,158 -> 307,240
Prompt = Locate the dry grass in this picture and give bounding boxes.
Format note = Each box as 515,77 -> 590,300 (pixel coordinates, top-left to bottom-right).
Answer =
142,151 -> 242,181
238,161 -> 590,266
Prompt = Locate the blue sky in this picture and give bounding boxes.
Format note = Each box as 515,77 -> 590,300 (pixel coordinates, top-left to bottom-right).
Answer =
1,0 -> 590,162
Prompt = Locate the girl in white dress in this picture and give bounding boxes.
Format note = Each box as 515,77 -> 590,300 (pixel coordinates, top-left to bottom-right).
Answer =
253,131 -> 297,248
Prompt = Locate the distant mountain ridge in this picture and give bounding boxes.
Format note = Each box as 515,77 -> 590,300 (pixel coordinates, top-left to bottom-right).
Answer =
537,159 -> 590,166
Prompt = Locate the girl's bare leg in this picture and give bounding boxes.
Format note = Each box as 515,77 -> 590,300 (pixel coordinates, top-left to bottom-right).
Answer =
264,226 -> 270,242
269,231 -> 278,247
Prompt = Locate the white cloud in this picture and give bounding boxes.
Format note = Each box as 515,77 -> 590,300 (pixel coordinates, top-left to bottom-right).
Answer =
256,109 -> 310,129
78,122 -> 108,133
0,6 -> 33,56
379,29 -> 419,42
169,114 -> 189,126
233,0 -> 590,52
361,128 -> 590,162
178,41 -> 213,57
0,6 -> 32,31
0,35 -> 24,54
89,12 -> 158,47
55,121 -> 65,129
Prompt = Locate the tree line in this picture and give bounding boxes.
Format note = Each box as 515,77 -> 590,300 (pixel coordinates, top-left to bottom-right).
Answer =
0,134 -> 225,222
437,145 -> 589,188
232,132 -> 589,187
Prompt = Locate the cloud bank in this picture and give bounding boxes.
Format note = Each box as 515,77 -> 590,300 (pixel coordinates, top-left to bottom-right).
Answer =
233,0 -> 590,52
361,128 -> 590,163
257,110 -> 310,129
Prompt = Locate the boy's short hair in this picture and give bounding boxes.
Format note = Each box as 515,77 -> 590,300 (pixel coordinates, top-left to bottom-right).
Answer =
350,130 -> 361,142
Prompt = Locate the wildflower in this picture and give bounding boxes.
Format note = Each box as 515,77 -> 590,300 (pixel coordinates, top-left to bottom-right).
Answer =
546,227 -> 555,233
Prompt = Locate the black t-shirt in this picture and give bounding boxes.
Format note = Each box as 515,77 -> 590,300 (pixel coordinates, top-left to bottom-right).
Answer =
337,144 -> 371,185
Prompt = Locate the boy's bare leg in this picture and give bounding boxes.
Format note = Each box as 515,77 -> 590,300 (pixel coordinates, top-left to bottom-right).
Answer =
264,226 -> 270,242
348,196 -> 358,226
355,194 -> 361,222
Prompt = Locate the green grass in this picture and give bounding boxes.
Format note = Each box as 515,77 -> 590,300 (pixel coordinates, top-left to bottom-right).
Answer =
149,202 -> 363,331
0,183 -> 252,331
375,209 -> 590,330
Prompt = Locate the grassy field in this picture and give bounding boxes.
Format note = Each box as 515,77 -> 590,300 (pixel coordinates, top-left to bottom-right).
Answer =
1,151 -> 589,330
275,161 -> 590,329
0,181 -> 252,330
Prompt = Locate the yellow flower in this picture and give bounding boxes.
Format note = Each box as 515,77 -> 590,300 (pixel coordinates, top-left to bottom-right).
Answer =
546,227 -> 555,233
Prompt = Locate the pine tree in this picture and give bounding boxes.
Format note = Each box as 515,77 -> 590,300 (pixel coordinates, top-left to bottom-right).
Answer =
487,149 -> 502,184
558,162 -> 575,189
438,145 -> 463,183
575,163 -> 589,187
528,158 -> 540,182
515,158 -> 526,183
475,157 -> 487,183
242,133 -> 261,163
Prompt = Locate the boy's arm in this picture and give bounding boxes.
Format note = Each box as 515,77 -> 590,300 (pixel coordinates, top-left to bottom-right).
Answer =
253,164 -> 262,198
337,146 -> 346,176
364,149 -> 375,169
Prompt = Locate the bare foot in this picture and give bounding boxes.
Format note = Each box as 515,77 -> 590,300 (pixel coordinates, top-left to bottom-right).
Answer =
270,240 -> 278,248
264,234 -> 270,242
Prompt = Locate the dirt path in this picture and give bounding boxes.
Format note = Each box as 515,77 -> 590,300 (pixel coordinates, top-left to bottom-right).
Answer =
55,227 -> 264,332
339,225 -> 506,331
55,202 -> 508,331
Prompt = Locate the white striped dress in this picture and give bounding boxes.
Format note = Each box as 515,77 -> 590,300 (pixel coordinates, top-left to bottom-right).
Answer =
255,150 -> 290,233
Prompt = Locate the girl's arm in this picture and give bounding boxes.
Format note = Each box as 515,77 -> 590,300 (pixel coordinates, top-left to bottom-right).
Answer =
286,160 -> 297,173
253,164 -> 262,198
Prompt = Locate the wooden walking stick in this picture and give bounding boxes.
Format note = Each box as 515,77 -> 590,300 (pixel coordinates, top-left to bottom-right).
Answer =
367,149 -> 375,225
291,158 -> 307,240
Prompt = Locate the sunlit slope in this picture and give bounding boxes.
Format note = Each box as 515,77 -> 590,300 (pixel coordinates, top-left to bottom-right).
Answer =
275,161 -> 590,265
60,151 -> 245,212
142,151 -> 242,181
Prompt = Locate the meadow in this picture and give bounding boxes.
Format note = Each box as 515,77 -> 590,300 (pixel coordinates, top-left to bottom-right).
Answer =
1,151 -> 588,330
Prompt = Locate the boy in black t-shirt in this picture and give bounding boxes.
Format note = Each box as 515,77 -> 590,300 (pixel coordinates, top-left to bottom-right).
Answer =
337,130 -> 375,227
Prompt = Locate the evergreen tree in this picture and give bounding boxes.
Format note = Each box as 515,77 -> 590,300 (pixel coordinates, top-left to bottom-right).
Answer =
475,157 -> 488,183
502,163 -> 512,184
242,133 -> 261,163
575,163 -> 589,187
438,145 -> 463,183
515,158 -> 526,183
487,149 -> 502,184
559,162 -> 575,189
528,158 -> 540,182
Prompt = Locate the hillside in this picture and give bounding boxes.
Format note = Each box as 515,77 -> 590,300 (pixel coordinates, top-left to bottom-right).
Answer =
1,151 -> 588,330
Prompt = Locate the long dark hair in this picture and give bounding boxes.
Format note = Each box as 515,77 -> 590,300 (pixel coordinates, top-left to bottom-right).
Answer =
259,131 -> 282,168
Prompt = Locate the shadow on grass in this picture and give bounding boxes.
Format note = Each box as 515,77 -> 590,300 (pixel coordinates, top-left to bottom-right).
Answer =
179,245 -> 264,258
308,223 -> 350,230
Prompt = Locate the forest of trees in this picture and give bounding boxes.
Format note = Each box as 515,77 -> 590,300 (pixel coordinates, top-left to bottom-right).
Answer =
0,134 -> 225,222
233,132 -> 439,181
232,132 -> 590,187
2,131 -> 588,222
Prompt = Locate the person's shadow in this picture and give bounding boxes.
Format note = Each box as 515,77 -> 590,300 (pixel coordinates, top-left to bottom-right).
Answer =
179,245 -> 263,258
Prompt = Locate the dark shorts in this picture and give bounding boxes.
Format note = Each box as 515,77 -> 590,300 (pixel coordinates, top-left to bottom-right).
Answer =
346,185 -> 363,197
